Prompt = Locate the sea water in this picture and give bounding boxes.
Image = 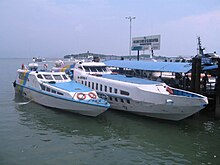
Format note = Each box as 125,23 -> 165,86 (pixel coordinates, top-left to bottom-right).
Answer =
0,58 -> 220,165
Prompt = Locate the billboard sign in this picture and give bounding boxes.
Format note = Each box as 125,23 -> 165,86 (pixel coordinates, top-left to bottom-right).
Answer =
132,35 -> 161,51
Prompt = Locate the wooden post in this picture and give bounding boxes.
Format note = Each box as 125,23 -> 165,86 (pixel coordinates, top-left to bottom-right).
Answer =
191,58 -> 196,91
195,58 -> 201,93
215,58 -> 220,118
191,57 -> 201,93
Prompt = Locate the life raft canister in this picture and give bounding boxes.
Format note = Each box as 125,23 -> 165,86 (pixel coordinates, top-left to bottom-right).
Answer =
76,93 -> 86,100
88,92 -> 97,99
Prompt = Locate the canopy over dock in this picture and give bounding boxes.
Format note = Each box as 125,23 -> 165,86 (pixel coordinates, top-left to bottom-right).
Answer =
202,65 -> 218,71
104,60 -> 192,73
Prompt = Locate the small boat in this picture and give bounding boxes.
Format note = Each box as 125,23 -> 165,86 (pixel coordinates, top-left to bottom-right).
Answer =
13,63 -> 110,117
68,60 -> 208,121
33,57 -> 46,62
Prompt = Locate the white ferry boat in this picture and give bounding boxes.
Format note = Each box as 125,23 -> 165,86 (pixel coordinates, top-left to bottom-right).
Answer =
13,63 -> 110,117
70,61 -> 208,121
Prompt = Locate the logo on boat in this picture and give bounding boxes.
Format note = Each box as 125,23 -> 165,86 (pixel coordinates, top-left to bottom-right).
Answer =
78,76 -> 87,80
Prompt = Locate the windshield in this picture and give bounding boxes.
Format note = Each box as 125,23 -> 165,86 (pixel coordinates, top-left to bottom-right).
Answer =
82,66 -> 108,73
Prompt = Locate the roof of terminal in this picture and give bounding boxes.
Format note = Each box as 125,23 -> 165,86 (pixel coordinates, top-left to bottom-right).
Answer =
104,60 -> 192,73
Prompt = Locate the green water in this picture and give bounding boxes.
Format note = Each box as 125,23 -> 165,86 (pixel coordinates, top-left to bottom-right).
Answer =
0,58 -> 220,165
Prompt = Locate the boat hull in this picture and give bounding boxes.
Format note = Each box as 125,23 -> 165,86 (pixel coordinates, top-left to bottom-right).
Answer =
15,84 -> 108,117
112,100 -> 204,121
108,94 -> 207,121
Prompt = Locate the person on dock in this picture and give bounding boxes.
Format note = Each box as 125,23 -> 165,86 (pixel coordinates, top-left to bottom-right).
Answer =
156,76 -> 163,82
181,74 -> 190,90
202,72 -> 209,92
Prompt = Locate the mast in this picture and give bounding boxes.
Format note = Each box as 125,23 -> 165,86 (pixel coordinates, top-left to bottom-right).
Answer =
197,36 -> 205,57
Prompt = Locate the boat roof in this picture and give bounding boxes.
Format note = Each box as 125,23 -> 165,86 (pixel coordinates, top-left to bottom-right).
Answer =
102,74 -> 160,85
104,60 -> 192,73
80,62 -> 106,66
48,81 -> 92,92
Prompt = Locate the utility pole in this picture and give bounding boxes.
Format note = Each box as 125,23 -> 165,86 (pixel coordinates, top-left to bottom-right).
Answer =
125,16 -> 135,60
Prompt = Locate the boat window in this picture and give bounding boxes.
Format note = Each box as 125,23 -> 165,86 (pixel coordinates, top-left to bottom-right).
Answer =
53,75 -> 63,80
89,66 -> 97,72
78,66 -> 83,70
120,90 -> 129,96
43,74 -> 53,80
114,88 -> 118,94
57,92 -> 64,95
100,84 -> 102,91
96,66 -> 104,72
127,100 -> 130,104
88,82 -> 91,88
40,84 -> 45,90
52,89 -> 56,94
46,87 -> 51,92
121,99 -> 124,103
92,82 -> 94,89
105,86 -> 107,92
83,66 -> 90,72
85,81 -> 87,86
81,81 -> 84,84
109,87 -> 112,93
37,74 -> 43,79
101,66 -> 107,72
115,98 -> 118,102
109,97 -> 112,101
96,83 -> 98,90
62,75 -> 68,80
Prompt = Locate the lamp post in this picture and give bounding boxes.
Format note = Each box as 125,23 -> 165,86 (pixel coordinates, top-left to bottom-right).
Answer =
125,16 -> 135,60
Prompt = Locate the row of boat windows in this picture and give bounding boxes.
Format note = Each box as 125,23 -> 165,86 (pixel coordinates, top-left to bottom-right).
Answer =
79,66 -> 109,73
37,74 -> 68,80
108,96 -> 130,104
81,80 -> 130,96
40,84 -> 64,96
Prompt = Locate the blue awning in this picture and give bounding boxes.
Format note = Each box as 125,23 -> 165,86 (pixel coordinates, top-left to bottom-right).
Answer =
104,60 -> 192,73
202,65 -> 218,71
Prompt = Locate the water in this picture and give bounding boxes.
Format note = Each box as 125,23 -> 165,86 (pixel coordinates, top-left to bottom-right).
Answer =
1,58 -> 220,165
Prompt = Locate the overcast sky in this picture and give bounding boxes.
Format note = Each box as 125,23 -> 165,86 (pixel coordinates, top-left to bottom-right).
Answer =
0,0 -> 220,58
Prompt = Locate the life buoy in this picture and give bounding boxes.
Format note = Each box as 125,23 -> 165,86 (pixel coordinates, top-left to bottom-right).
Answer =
166,86 -> 173,95
77,93 -> 86,100
88,92 -> 97,99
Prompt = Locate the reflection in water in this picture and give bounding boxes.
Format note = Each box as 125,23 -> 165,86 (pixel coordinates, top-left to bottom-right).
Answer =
13,94 -> 220,165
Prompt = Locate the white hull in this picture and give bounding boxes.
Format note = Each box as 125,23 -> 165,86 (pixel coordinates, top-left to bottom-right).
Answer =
15,85 -> 107,117
109,98 -> 204,121
76,74 -> 207,120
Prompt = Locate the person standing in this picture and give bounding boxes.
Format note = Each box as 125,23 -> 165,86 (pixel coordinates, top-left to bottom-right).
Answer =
202,72 -> 209,92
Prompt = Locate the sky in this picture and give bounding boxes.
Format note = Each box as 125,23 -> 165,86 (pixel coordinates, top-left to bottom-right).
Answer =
0,0 -> 220,58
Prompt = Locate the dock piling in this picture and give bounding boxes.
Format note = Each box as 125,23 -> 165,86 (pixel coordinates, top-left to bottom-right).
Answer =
191,57 -> 201,93
215,59 -> 220,119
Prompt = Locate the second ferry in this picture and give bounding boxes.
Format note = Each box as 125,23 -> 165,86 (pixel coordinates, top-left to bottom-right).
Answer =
66,59 -> 208,121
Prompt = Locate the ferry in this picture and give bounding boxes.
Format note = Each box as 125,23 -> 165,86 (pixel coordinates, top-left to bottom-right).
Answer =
69,60 -> 208,121
13,63 -> 110,117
